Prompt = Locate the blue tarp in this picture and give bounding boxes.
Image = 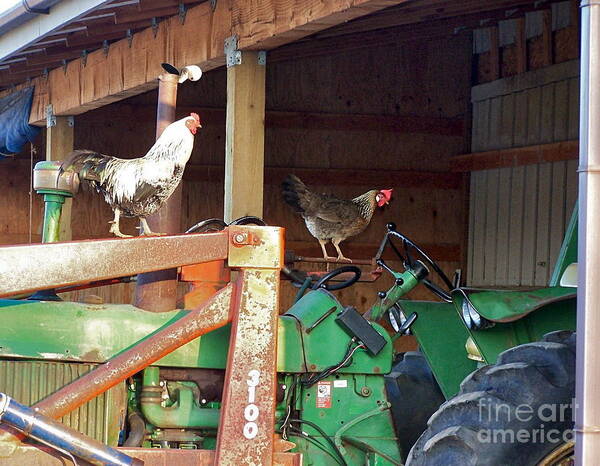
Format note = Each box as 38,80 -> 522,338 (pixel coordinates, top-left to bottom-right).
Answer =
0,87 -> 41,159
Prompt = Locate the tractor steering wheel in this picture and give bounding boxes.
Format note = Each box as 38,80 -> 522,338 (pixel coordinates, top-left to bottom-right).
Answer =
376,223 -> 453,302
311,265 -> 361,291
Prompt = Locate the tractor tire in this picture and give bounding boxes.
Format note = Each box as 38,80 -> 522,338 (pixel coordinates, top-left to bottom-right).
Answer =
406,331 -> 576,466
385,351 -> 445,460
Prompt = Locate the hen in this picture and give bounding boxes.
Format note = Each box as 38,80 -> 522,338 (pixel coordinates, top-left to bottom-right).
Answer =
61,113 -> 201,237
282,174 -> 393,261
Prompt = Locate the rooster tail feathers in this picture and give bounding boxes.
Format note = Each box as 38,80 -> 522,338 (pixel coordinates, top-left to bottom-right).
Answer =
60,150 -> 111,183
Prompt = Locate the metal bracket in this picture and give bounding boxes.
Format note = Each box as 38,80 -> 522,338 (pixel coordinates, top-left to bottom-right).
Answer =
62,59 -> 68,73
102,40 -> 110,57
67,116 -> 75,128
258,51 -> 267,65
81,50 -> 88,67
178,2 -> 187,24
41,69 -> 48,79
46,105 -> 56,128
152,17 -> 159,38
126,29 -> 133,47
210,0 -> 217,11
224,36 -> 242,67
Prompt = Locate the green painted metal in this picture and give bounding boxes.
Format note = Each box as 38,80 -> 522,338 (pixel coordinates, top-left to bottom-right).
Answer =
284,290 -> 393,375
294,374 -> 401,464
140,367 -> 220,429
0,360 -> 126,446
454,287 -> 576,322
398,300 -> 478,399
465,298 -> 577,365
550,204 -> 578,286
0,300 -> 230,368
367,269 -> 420,322
36,190 -> 71,243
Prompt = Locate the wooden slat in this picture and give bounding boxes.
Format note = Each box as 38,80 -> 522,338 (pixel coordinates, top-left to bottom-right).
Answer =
541,9 -> 553,67
507,165 -> 525,286
549,161 -> 567,274
539,83 -> 555,143
520,164 -> 538,285
490,26 -> 500,81
483,168 -> 499,286
451,140 -> 578,172
568,77 -> 580,140
526,85 -> 542,145
515,17 -> 527,74
495,168 -> 511,284
553,79 -> 569,141
469,171 -> 487,284
534,162 -> 552,285
513,90 -> 528,146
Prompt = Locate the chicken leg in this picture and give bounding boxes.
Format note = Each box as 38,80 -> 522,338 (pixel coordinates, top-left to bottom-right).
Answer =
108,208 -> 132,238
139,218 -> 165,236
332,238 -> 352,263
318,239 -> 336,261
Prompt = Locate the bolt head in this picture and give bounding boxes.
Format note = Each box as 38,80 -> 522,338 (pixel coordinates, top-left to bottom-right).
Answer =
233,233 -> 246,243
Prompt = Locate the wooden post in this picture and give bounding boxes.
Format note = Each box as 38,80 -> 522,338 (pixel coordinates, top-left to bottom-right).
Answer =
224,49 -> 266,223
489,26 -> 500,81
46,115 -> 74,241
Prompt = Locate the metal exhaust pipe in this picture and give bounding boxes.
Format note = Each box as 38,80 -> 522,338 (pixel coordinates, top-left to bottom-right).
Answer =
577,1 -> 600,463
0,393 -> 142,466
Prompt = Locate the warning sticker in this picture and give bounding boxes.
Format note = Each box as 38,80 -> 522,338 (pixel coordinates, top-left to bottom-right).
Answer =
316,381 -> 332,408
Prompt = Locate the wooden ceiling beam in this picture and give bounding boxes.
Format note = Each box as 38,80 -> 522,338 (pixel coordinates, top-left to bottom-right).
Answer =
115,6 -> 179,23
1,0 -> 406,125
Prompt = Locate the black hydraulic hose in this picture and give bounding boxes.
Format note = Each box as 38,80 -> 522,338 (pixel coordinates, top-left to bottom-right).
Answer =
123,411 -> 146,447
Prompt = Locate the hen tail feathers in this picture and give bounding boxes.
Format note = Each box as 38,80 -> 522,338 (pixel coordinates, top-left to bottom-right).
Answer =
282,174 -> 313,213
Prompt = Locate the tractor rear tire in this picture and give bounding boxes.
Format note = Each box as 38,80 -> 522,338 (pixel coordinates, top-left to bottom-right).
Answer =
406,331 -> 576,466
385,351 -> 445,460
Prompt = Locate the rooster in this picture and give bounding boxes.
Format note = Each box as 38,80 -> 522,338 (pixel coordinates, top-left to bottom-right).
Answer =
282,174 -> 393,262
61,113 -> 201,237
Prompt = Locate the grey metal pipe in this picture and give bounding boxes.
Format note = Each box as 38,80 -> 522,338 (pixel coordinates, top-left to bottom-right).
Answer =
577,1 -> 600,463
0,393 -> 142,466
0,0 -> 60,36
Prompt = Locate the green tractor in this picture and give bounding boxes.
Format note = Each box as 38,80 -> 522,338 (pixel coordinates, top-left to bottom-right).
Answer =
0,162 -> 577,465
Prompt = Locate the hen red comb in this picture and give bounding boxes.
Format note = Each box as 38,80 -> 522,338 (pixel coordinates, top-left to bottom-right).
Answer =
190,112 -> 200,123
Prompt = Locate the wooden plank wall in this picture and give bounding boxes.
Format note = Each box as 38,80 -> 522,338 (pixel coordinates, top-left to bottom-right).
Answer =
468,60 -> 579,287
1,32 -> 472,313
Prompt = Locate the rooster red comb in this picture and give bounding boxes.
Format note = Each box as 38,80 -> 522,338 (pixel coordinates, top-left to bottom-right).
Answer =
190,112 -> 200,124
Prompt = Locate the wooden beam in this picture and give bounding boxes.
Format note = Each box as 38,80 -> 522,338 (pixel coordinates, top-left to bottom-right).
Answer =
515,17 -> 527,74
489,26 -> 500,80
451,140 -> 578,172
46,116 -> 74,240
224,51 -> 266,223
184,165 -> 463,190
541,9 -> 553,67
1,0 -> 405,125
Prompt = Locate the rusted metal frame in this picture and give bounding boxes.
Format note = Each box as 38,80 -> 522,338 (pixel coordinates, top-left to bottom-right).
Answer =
3,445 -> 303,465
0,231 -> 228,297
30,283 -> 233,420
135,72 -> 182,312
215,226 -> 284,465
214,268 -> 281,465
